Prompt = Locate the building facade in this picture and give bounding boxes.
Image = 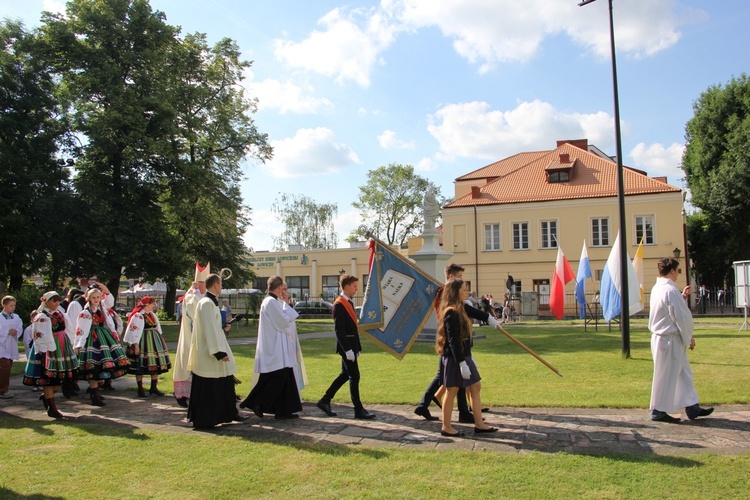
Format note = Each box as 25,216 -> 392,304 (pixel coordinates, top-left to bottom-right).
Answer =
440,139 -> 686,315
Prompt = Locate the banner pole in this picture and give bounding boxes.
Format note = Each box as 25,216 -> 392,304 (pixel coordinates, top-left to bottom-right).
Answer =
497,325 -> 563,377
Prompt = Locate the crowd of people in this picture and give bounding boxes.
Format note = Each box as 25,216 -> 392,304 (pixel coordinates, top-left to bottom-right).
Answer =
0,258 -> 714,430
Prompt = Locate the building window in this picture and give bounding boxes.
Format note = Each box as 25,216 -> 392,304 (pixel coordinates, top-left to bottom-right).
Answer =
513,222 -> 529,250
484,223 -> 501,251
592,218 -> 609,247
635,215 -> 654,245
253,277 -> 267,292
548,170 -> 570,183
541,220 -> 558,249
286,276 -> 310,301
321,275 -> 339,301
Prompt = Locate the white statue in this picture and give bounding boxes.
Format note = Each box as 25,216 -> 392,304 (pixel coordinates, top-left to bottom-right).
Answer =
423,186 -> 439,234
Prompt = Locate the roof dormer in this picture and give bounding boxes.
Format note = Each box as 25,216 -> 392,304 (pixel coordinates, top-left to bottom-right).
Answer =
545,153 -> 576,183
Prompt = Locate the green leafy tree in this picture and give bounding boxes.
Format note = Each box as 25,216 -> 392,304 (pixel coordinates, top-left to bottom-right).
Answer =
686,211 -> 734,288
683,74 -> 750,267
272,193 -> 338,250
0,20 -> 71,292
353,163 -> 444,246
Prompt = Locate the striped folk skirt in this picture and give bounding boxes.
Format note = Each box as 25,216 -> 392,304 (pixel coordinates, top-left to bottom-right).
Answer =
126,328 -> 172,376
23,331 -> 79,387
77,325 -> 130,381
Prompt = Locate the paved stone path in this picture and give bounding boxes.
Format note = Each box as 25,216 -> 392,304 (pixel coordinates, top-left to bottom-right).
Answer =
2,373 -> 749,456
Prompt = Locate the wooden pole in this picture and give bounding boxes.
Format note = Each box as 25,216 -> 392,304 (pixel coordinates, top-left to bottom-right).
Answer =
497,325 -> 563,377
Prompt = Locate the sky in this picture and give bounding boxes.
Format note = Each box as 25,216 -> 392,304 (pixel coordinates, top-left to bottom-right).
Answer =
4,0 -> 750,251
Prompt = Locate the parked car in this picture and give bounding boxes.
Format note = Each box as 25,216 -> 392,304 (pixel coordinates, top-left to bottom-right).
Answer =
293,300 -> 334,315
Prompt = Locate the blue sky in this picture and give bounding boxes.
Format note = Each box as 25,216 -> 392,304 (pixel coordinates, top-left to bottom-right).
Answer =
4,0 -> 749,251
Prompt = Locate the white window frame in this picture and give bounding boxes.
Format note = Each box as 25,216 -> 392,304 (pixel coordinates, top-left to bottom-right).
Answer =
512,221 -> 529,250
635,215 -> 655,245
540,219 -> 558,249
591,217 -> 610,247
484,223 -> 501,251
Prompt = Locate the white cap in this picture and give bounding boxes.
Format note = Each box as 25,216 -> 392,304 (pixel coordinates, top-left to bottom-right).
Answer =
41,291 -> 61,301
195,261 -> 210,282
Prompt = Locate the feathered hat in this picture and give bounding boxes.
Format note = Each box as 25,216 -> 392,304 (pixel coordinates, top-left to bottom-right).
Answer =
195,261 -> 211,282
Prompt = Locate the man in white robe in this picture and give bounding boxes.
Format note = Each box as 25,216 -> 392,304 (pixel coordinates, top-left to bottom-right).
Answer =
172,262 -> 209,408
240,276 -> 305,419
649,257 -> 713,423
187,273 -> 245,429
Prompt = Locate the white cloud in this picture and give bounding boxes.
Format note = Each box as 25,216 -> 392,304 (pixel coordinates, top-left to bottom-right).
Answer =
334,209 -> 365,246
377,130 -> 415,150
628,142 -> 685,181
273,7 -> 400,87
427,99 -> 619,160
42,0 -> 66,15
246,77 -> 331,114
243,209 -> 279,252
264,127 -> 361,178
389,0 -> 703,70
415,156 -> 439,172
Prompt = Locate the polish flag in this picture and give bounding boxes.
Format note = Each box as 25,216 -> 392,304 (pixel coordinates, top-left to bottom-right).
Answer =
550,246 -> 575,320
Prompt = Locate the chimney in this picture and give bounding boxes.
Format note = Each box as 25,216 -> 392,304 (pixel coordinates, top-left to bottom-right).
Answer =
471,186 -> 481,199
653,176 -> 668,183
559,153 -> 570,163
556,139 -> 588,151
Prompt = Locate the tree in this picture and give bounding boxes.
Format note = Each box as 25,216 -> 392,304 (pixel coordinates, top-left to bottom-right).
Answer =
686,212 -> 734,288
353,163 -> 444,246
272,193 -> 337,250
0,20 -> 71,292
683,74 -> 750,265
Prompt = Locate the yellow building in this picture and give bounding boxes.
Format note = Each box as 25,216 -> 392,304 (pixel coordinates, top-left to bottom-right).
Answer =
441,139 -> 686,316
248,243 -> 372,303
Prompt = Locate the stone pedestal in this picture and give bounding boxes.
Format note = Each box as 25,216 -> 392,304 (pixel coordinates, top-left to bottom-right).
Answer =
411,232 -> 452,342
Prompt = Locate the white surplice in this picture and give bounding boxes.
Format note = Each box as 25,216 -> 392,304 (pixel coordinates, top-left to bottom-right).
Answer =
188,295 -> 237,379
648,276 -> 699,413
172,289 -> 203,384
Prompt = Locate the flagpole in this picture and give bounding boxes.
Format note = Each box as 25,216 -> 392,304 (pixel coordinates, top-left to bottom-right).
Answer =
496,326 -> 563,377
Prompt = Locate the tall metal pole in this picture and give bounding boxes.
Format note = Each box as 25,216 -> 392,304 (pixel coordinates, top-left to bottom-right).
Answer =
580,0 -> 630,357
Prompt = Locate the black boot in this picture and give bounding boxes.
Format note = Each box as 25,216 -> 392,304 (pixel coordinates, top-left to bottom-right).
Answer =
137,381 -> 148,398
46,397 -> 64,419
40,394 -> 49,410
61,380 -> 73,399
149,380 -> 164,396
102,379 -> 115,391
89,387 -> 106,407
86,386 -> 105,400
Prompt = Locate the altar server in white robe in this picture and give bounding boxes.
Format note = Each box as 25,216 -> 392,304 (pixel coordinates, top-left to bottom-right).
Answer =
649,257 -> 713,423
187,273 -> 245,429
172,261 -> 208,408
240,276 -> 305,419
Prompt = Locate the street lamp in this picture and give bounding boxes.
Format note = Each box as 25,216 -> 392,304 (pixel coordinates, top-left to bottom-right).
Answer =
578,0 -> 631,358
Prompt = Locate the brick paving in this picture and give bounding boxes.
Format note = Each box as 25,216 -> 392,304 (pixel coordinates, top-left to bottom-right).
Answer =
2,373 -> 749,456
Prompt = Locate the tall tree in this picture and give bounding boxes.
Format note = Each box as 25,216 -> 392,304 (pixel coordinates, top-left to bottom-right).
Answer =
38,0 -> 180,294
0,20 -> 71,292
158,32 -> 272,308
353,163 -> 443,246
272,193 -> 337,251
683,74 -> 750,265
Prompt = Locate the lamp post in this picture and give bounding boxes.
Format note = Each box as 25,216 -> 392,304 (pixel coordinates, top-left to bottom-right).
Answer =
578,0 -> 631,358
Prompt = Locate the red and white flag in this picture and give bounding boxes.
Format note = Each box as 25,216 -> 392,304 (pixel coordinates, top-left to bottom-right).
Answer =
550,246 -> 575,320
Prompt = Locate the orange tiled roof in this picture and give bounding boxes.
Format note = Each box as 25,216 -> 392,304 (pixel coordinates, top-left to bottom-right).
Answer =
446,141 -> 680,208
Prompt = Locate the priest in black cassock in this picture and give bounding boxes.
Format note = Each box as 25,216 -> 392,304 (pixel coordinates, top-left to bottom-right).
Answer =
187,273 -> 246,429
240,276 -> 304,419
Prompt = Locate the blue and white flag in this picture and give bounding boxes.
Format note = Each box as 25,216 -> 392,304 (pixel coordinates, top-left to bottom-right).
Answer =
600,232 -> 644,322
574,240 -> 592,319
358,239 -> 441,360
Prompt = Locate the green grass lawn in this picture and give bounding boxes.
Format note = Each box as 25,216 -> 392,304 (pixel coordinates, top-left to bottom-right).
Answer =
3,321 -> 749,498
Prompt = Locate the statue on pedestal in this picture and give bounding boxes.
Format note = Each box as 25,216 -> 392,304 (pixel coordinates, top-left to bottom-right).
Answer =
423,186 -> 439,235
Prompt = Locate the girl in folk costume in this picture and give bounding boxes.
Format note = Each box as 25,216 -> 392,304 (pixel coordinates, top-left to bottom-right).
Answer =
23,291 -> 78,419
73,288 -> 129,406
123,296 -> 171,397
101,305 -> 124,391
436,279 -> 497,437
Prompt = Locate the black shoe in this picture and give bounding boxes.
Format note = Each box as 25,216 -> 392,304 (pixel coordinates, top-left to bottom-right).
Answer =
316,400 -> 337,417
249,404 -> 263,419
432,396 -> 442,409
651,412 -> 681,424
274,413 -> 299,420
440,429 -> 463,437
474,427 -> 498,434
149,386 -> 165,397
175,396 -> 189,408
687,406 -> 714,420
458,413 -> 475,424
354,409 -> 376,420
232,414 -> 249,422
414,407 -> 439,421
